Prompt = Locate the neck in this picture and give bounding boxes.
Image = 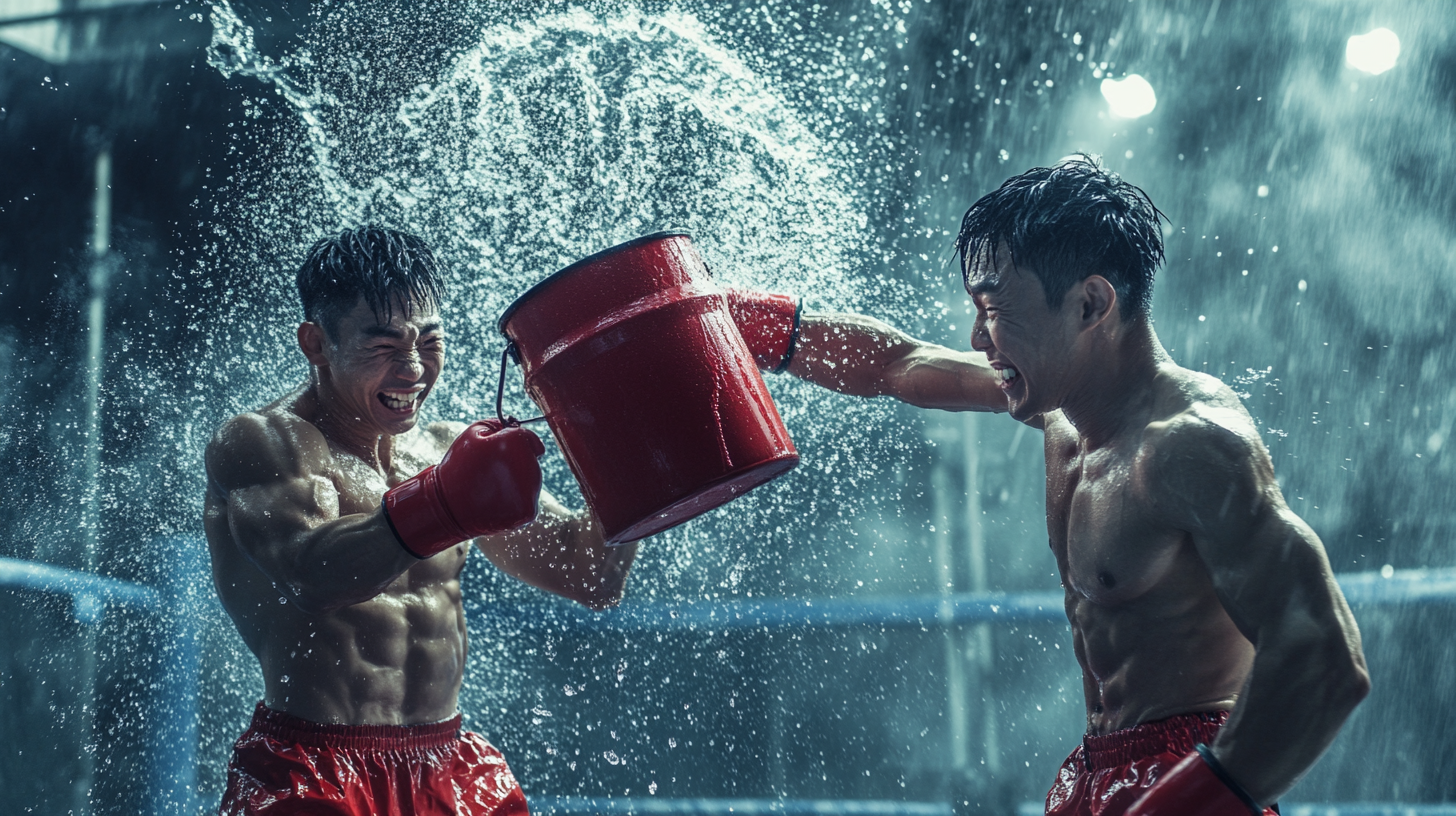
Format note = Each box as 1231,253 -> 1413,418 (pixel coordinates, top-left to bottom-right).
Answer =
307,375 -> 394,472
1058,318 -> 1168,448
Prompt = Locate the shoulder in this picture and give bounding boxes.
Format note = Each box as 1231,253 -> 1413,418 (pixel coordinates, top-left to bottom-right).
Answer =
422,420 -> 467,451
1144,368 -> 1261,461
206,406 -> 332,493
1134,368 -> 1277,524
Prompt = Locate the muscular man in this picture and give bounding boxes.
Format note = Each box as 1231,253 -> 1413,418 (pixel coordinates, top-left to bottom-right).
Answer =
204,226 -> 637,815
734,156 -> 1369,814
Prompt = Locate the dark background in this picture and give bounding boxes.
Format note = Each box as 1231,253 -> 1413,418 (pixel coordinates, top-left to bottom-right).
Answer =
2,0 -> 1453,812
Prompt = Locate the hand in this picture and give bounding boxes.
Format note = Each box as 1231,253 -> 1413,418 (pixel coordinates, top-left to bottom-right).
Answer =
383,420 -> 546,558
1125,745 -> 1264,816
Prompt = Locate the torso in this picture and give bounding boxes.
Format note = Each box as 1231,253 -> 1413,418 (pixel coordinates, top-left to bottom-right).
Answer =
1042,365 -> 1256,735
203,388 -> 467,725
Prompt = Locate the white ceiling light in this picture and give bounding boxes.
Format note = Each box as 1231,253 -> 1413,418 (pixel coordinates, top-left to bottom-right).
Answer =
1346,28 -> 1400,75
1100,74 -> 1157,119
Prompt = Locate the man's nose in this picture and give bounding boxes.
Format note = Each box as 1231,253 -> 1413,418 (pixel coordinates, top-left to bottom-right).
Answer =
398,350 -> 425,378
969,315 -> 992,352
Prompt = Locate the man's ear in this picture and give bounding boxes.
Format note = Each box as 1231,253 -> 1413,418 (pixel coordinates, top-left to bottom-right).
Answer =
298,322 -> 330,367
1076,276 -> 1118,330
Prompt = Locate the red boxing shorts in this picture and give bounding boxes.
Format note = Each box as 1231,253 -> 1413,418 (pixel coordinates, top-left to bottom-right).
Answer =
219,702 -> 530,816
1045,711 -> 1277,816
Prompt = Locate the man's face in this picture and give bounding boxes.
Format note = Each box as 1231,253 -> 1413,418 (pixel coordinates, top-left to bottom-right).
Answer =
966,247 -> 1082,422
312,297 -> 445,436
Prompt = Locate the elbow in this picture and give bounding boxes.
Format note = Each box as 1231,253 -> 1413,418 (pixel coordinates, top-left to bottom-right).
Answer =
1322,636 -> 1372,712
289,585 -> 345,616
1344,657 -> 1372,708
577,585 -> 625,611
574,575 -> 626,611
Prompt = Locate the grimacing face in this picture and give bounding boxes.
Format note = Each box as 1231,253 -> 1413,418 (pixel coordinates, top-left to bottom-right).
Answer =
966,247 -> 1083,422
311,296 -> 445,436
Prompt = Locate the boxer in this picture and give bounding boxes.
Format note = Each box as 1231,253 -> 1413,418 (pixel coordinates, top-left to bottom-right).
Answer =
204,226 -> 639,815
730,155 -> 1369,815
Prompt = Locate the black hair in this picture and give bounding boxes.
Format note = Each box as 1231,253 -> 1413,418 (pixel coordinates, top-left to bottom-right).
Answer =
296,225 -> 446,339
954,154 -> 1166,320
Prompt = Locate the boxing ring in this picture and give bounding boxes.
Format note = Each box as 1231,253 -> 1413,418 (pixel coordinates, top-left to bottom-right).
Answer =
2,542 -> 1453,815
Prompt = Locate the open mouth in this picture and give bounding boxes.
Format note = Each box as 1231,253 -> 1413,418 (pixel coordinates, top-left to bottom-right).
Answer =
996,366 -> 1020,388
378,388 -> 424,414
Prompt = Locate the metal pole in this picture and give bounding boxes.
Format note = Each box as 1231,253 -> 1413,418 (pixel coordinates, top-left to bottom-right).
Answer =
960,412 -> 999,778
75,144 -> 111,816
929,437 -> 969,774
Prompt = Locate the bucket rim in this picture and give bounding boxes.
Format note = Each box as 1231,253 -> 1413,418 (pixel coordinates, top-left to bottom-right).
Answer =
496,230 -> 695,336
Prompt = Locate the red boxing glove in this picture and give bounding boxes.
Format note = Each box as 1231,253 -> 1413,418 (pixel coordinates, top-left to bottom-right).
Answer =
723,287 -> 802,373
1126,745 -> 1265,816
382,420 -> 546,558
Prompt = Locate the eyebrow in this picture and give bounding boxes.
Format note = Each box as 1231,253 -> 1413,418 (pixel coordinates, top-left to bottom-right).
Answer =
361,321 -> 443,339
967,276 -> 1003,297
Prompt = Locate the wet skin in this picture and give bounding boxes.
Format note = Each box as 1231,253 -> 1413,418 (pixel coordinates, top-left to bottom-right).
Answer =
787,248 -> 1368,804
204,297 -> 637,726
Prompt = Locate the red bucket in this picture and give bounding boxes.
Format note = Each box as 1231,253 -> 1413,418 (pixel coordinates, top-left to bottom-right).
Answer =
498,232 -> 799,544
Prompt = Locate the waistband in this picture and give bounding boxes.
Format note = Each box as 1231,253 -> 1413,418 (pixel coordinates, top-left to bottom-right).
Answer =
1082,711 -> 1229,771
246,702 -> 462,752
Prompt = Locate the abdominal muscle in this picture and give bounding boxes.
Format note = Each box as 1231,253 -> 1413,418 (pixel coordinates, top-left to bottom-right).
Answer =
1067,566 -> 1255,735
206,497 -> 471,726
258,575 -> 470,726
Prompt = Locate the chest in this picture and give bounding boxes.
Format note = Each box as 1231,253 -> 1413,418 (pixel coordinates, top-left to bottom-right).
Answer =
1044,426 -> 1184,603
327,438 -> 438,517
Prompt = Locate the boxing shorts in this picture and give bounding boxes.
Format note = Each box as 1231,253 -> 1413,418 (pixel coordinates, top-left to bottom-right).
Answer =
219,702 -> 530,816
1045,711 -> 1278,816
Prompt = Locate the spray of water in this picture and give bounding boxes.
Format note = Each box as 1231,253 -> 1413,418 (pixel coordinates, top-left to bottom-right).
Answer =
195,2 -> 936,794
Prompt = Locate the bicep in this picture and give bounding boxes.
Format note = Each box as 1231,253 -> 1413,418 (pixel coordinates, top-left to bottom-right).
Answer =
226,472 -> 341,577
207,416 -> 340,578
1151,422 -> 1346,638
1194,503 -> 1340,641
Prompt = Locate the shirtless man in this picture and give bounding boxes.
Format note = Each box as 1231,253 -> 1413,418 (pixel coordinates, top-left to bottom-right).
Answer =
741,156 -> 1370,814
204,226 -> 637,815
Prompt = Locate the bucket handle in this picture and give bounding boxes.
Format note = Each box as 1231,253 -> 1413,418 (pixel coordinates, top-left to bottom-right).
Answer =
495,344 -> 548,427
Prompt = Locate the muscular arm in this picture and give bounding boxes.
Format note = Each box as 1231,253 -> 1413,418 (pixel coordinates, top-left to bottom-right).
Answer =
785,311 -> 1007,413
206,413 -> 419,615
1146,411 -> 1370,804
476,490 -> 636,610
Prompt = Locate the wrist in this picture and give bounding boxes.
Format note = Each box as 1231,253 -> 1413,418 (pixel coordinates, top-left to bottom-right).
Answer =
1195,744 -> 1263,816
1125,744 -> 1263,816
724,287 -> 802,372
381,466 -> 467,559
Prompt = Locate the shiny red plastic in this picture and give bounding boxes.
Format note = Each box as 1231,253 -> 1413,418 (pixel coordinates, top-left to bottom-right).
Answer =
383,420 -> 546,558
1045,711 -> 1277,816
1124,750 -> 1264,816
220,702 -> 530,816
499,232 -> 799,544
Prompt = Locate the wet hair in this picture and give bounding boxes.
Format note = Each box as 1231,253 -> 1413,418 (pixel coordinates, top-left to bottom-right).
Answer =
954,154 -> 1165,320
296,225 -> 446,339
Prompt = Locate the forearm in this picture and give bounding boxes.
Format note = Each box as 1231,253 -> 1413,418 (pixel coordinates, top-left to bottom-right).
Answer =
276,509 -> 420,613
1213,626 -> 1370,803
483,502 -> 637,609
534,510 -> 637,608
787,312 -> 916,397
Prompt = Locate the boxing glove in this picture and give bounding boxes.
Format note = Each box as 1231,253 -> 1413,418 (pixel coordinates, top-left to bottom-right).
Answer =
723,287 -> 802,373
382,420 -> 546,558
1125,744 -> 1265,816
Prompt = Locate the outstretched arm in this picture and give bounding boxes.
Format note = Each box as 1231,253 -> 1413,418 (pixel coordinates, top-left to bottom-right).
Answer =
207,413 -> 418,615
1146,410 -> 1369,806
477,490 -> 637,610
785,311 -> 1007,413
